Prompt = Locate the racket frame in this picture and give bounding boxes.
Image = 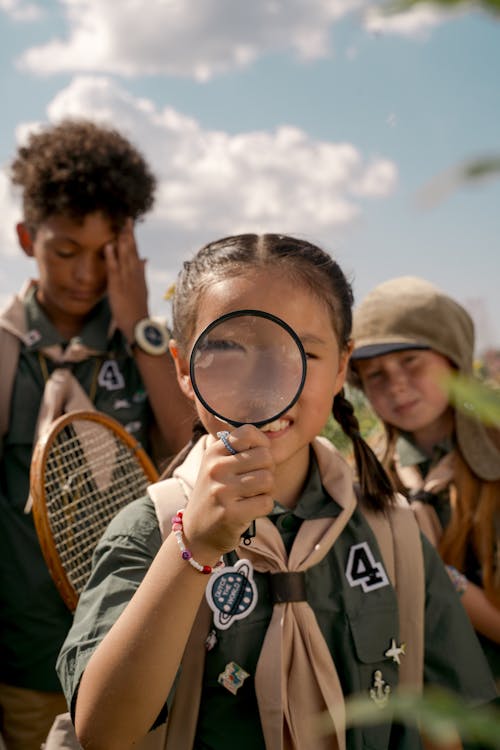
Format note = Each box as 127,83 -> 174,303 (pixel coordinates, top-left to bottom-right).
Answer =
30,409 -> 159,611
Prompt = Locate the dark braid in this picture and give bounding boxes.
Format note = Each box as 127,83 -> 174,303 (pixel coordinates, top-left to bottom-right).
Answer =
333,390 -> 395,511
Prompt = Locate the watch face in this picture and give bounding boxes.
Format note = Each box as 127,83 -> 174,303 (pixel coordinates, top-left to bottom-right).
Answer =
144,324 -> 164,346
135,318 -> 169,354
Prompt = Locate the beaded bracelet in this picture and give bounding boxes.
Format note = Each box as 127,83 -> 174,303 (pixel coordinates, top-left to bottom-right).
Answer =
171,509 -> 224,575
446,565 -> 468,596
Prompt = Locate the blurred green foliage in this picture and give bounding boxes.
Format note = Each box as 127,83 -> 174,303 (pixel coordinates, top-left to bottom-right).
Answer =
318,687 -> 500,747
442,371 -> 500,426
321,385 -> 384,458
383,0 -> 500,20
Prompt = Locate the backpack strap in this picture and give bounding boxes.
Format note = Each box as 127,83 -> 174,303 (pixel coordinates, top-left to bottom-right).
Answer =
361,494 -> 425,690
147,478 -> 211,750
0,283 -> 34,459
0,326 -> 21,460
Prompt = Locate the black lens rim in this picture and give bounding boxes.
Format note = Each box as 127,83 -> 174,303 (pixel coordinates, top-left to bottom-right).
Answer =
189,309 -> 307,427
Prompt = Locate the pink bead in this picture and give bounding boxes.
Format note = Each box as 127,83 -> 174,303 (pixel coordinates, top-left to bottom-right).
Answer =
172,522 -> 183,532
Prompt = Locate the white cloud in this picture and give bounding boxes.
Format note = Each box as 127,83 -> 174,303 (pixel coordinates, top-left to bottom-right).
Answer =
0,171 -> 28,309
17,0 -> 364,79
0,0 -> 41,20
0,171 -> 22,256
2,76 -> 398,308
40,76 -> 397,233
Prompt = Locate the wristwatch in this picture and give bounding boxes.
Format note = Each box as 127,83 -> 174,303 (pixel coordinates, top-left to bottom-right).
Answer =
131,318 -> 170,355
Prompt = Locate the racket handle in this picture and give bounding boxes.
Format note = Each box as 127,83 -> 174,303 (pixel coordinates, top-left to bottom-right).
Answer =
241,520 -> 256,545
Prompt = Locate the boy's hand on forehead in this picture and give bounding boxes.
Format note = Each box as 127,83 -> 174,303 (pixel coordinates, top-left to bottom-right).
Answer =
181,424 -> 275,557
105,218 -> 149,342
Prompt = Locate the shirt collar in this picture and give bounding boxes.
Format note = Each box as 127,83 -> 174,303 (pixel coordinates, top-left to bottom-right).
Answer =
397,431 -> 454,469
271,450 -> 342,521
24,285 -> 113,353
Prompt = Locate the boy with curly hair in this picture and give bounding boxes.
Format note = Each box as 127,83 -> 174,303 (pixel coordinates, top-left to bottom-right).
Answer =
0,119 -> 193,749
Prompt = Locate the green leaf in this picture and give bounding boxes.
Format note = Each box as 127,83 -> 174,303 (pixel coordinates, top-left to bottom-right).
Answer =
441,372 -> 500,426
317,687 -> 500,747
381,0 -> 500,18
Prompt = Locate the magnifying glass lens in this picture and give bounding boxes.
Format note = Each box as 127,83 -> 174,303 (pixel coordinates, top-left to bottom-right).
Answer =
190,311 -> 306,427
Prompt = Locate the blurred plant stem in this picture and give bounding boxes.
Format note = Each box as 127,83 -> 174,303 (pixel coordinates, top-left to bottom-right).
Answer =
318,687 -> 500,747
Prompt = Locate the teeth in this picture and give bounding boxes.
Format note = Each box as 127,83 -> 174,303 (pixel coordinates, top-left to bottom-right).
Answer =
261,419 -> 289,433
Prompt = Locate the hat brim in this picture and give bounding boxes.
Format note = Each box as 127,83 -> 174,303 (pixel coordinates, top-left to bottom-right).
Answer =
351,342 -> 429,360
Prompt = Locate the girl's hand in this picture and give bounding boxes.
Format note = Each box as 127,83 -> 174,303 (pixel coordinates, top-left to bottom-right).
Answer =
181,424 -> 275,558
105,218 -> 149,341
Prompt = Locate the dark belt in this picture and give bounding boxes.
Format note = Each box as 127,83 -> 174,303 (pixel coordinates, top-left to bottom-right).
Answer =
269,571 -> 307,604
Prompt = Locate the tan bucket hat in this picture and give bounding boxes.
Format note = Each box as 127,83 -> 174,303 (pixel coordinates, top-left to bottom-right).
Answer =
350,276 -> 500,481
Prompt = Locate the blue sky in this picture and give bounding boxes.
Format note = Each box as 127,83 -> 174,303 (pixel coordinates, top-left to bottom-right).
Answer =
1,0 -> 499,350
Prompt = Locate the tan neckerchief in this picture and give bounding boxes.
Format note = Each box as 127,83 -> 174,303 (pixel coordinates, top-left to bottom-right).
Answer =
0,281 -> 103,511
149,435 -> 425,750
395,450 -> 456,547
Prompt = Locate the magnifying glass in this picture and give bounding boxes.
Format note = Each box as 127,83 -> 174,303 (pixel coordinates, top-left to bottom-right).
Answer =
190,309 -> 307,542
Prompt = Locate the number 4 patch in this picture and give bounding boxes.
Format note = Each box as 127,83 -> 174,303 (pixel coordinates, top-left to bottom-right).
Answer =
346,542 -> 389,592
97,360 -> 125,391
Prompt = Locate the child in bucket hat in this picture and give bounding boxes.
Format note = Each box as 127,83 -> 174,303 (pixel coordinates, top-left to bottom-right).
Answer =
349,276 -> 500,683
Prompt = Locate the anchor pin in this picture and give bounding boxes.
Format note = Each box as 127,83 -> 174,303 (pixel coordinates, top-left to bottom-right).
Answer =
369,669 -> 391,708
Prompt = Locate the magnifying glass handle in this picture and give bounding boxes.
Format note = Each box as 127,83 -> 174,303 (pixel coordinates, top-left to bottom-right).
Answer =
241,521 -> 256,545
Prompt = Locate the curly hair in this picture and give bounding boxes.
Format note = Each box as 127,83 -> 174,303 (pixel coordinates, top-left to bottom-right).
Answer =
10,119 -> 156,231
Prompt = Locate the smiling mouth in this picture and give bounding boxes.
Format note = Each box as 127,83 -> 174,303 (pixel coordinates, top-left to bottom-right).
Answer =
394,400 -> 418,414
260,417 -> 291,433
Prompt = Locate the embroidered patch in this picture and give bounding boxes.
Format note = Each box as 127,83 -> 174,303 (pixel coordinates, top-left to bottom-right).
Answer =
218,661 -> 250,695
113,398 -> 131,410
206,558 -> 258,630
345,542 -> 389,592
97,360 -> 125,391
24,329 -> 42,347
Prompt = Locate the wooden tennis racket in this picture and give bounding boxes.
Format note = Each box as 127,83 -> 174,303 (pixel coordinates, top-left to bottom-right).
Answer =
30,410 -> 159,611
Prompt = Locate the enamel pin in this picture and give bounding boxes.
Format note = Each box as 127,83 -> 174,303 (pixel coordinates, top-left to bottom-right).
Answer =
370,670 -> 391,708
25,329 -> 42,347
206,558 -> 258,630
384,638 -> 406,665
205,629 -> 218,652
218,661 -> 250,695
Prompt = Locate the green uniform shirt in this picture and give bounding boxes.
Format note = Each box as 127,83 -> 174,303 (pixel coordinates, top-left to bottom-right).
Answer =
57,458 -> 496,749
0,287 -> 154,690
397,433 -> 500,681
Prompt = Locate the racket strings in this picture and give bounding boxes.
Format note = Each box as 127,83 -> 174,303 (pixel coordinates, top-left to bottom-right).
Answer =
43,421 -> 151,592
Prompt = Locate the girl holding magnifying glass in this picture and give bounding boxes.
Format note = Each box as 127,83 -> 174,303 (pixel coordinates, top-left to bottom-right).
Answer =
56,234 -> 496,750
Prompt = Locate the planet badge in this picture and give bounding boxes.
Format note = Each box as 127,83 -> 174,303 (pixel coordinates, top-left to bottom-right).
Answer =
206,558 -> 258,630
